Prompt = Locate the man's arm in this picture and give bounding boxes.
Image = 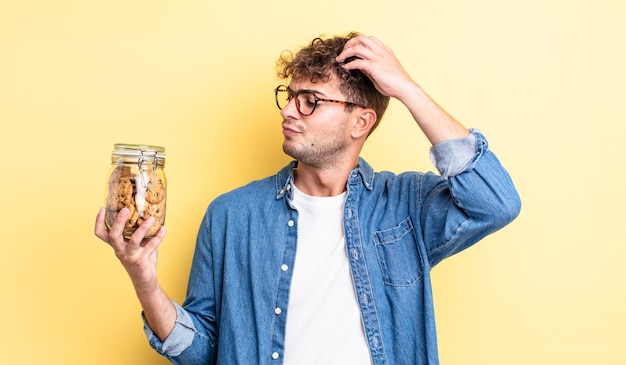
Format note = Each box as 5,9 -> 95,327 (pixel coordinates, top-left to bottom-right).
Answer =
337,34 -> 470,144
94,207 -> 176,341
338,35 -> 521,264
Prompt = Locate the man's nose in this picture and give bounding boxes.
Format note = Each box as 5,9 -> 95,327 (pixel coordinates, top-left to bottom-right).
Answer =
281,97 -> 299,118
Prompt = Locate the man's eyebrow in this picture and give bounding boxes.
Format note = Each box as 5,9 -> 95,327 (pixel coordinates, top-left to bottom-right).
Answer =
287,86 -> 328,96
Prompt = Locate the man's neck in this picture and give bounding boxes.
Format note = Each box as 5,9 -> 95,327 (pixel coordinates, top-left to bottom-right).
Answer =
292,160 -> 357,197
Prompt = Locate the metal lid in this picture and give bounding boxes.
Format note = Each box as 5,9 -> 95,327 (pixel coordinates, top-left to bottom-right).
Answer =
111,143 -> 166,165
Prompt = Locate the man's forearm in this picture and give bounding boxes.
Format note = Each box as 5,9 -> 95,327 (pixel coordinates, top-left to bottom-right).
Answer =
136,283 -> 177,341
400,82 -> 470,145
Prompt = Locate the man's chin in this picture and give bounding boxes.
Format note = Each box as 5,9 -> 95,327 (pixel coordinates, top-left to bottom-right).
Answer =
282,143 -> 298,160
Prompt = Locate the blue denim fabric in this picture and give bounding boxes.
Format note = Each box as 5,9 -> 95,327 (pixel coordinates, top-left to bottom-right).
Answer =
144,129 -> 521,365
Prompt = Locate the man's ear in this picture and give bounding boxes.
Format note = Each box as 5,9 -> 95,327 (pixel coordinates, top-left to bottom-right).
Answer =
351,109 -> 377,139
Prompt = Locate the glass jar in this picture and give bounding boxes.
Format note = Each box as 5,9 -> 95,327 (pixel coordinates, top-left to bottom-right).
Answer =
104,144 -> 167,238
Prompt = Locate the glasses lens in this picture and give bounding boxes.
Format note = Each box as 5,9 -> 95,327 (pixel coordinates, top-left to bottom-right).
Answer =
296,92 -> 316,116
275,86 -> 289,110
274,86 -> 318,115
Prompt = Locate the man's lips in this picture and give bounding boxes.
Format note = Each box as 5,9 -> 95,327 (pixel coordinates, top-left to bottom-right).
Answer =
282,123 -> 302,136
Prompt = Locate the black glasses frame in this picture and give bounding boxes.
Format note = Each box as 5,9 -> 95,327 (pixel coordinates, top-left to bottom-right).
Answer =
274,85 -> 364,116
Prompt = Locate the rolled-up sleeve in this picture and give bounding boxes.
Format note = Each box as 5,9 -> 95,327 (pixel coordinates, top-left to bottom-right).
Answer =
429,129 -> 478,179
143,301 -> 196,357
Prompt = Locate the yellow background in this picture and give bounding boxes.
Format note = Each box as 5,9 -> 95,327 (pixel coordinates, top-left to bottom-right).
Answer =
1,0 -> 624,364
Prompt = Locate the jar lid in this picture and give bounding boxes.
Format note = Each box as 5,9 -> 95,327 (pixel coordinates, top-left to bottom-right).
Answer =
111,143 -> 166,165
112,143 -> 165,156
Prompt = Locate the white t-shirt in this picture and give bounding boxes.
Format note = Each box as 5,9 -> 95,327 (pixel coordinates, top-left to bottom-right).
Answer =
284,185 -> 371,365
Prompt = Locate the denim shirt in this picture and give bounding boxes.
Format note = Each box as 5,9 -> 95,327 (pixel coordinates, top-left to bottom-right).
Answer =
144,129 -> 521,365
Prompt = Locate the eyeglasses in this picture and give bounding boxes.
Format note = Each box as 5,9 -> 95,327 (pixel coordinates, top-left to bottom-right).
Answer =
274,85 -> 364,116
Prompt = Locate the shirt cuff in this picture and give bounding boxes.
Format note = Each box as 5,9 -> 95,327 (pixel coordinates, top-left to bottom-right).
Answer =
429,129 -> 480,179
143,301 -> 196,357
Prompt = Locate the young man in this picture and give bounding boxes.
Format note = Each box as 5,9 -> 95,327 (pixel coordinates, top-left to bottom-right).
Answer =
95,32 -> 521,365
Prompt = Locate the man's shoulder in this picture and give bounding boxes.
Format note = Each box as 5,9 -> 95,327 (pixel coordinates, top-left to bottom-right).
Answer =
214,174 -> 276,203
210,160 -> 296,207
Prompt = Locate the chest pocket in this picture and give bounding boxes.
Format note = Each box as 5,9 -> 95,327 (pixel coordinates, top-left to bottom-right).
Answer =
373,217 -> 424,286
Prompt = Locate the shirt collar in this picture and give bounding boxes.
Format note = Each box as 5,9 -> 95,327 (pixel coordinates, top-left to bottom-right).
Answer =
275,157 -> 374,200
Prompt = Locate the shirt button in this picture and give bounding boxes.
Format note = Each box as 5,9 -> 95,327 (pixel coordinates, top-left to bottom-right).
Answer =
272,352 -> 280,359
274,307 -> 282,315
288,220 -> 294,227
281,264 -> 288,271
352,249 -> 359,260
286,184 -> 292,190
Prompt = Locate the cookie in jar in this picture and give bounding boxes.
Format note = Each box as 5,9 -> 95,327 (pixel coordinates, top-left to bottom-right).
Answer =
104,144 -> 166,238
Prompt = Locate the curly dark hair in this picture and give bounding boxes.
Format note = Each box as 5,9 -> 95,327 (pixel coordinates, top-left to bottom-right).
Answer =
276,32 -> 390,136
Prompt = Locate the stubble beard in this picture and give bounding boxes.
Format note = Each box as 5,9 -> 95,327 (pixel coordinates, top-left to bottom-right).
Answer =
283,138 -> 347,169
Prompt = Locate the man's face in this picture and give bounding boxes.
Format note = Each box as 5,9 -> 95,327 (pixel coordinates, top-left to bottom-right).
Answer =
280,80 -> 356,168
